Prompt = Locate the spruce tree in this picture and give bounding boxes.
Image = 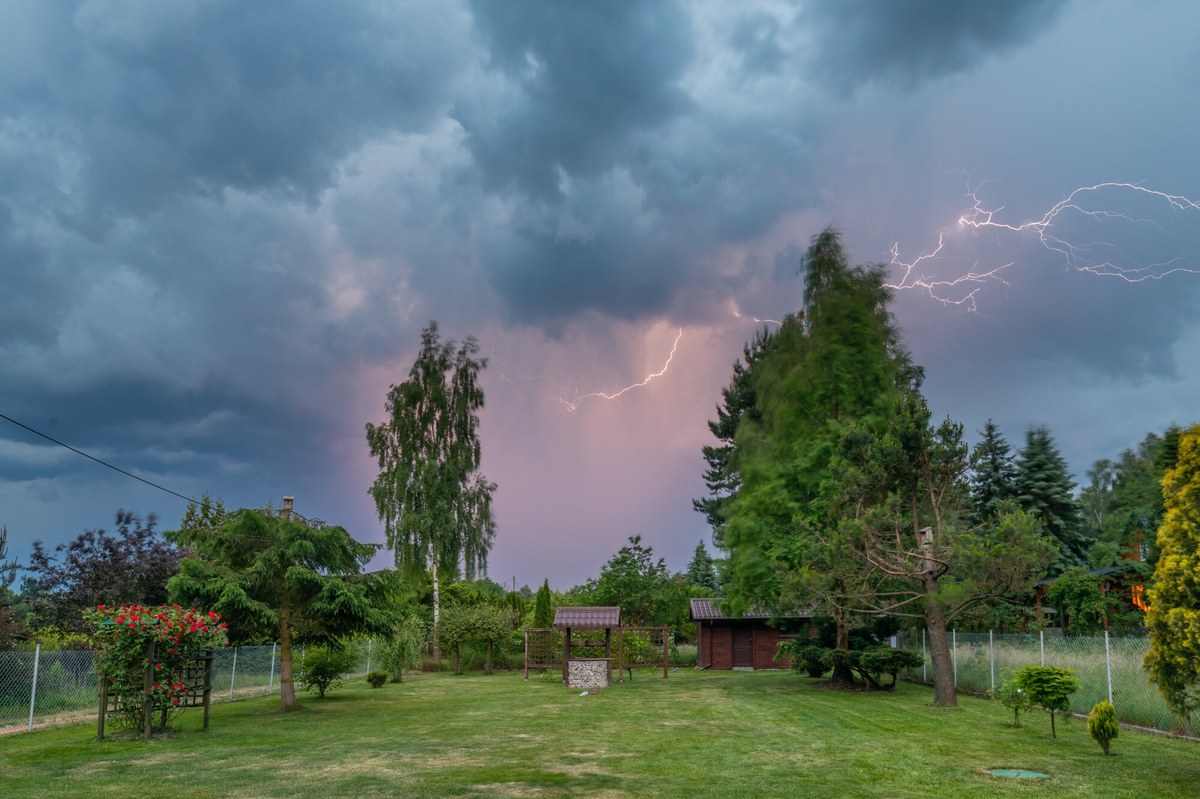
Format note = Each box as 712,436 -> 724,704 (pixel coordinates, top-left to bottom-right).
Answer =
1015,426 -> 1088,571
685,541 -> 720,592
1144,423 -> 1200,719
533,579 -> 553,628
969,420 -> 1019,523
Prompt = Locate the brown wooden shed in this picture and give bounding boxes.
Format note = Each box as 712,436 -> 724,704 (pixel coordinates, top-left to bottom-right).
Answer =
690,598 -> 811,670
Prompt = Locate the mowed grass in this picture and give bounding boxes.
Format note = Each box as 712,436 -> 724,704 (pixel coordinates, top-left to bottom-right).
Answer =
2,669 -> 1198,799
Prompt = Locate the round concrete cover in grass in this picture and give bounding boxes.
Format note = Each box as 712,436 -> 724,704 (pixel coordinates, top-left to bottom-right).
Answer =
988,769 -> 1050,779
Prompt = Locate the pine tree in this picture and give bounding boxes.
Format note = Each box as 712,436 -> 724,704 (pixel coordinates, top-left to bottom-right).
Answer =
1015,426 -> 1088,571
969,420 -> 1019,523
1144,423 -> 1200,719
685,541 -> 720,592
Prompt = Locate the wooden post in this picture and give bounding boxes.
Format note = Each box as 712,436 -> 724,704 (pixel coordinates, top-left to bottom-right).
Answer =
202,651 -> 214,731
143,640 -> 155,737
523,630 -> 529,681
662,627 -> 669,679
97,677 -> 108,740
562,628 -> 570,684
604,628 -> 612,685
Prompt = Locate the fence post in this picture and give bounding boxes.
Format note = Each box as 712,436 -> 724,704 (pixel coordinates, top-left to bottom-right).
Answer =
366,639 -> 372,674
1104,631 -> 1113,705
989,630 -> 995,695
1039,629 -> 1045,666
952,629 -> 957,687
27,643 -> 41,733
921,628 -> 926,683
269,642 -> 277,691
229,647 -> 238,701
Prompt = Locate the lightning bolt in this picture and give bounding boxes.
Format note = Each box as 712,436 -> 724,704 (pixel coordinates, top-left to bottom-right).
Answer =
557,327 -> 684,412
728,299 -> 782,327
888,181 -> 1200,310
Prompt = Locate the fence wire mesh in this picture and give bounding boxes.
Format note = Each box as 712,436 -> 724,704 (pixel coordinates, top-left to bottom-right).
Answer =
0,641 -> 374,735
895,630 -> 1198,738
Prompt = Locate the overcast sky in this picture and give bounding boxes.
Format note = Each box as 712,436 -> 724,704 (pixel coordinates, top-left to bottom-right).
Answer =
3,0 -> 1199,590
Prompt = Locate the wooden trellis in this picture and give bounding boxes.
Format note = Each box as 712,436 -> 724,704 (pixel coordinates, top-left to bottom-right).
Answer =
97,641 -> 215,739
615,627 -> 670,681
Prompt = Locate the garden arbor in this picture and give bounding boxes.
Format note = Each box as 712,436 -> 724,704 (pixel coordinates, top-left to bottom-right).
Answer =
523,606 -> 670,687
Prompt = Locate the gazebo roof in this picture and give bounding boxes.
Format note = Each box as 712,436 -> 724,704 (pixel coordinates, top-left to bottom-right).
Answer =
553,606 -> 621,629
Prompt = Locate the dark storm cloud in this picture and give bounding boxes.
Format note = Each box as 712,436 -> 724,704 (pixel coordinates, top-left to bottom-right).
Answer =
806,0 -> 1069,91
10,1 -> 464,216
460,0 -> 694,201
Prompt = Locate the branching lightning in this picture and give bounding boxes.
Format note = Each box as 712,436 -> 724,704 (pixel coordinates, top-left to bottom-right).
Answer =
557,327 -> 684,412
888,181 -> 1200,311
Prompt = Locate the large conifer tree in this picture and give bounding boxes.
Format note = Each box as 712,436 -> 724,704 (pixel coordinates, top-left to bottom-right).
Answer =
1015,426 -> 1088,571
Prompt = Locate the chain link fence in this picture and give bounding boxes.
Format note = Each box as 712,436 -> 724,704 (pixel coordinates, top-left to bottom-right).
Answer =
895,630 -> 1198,738
0,641 -> 374,735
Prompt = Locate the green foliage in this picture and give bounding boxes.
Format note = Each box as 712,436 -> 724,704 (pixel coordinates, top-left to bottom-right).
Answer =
685,541 -> 720,593
298,645 -> 359,698
1014,665 -> 1080,738
1081,431 -> 1174,568
365,320 -> 497,639
83,603 -> 228,733
969,420 -> 1019,524
581,535 -> 680,627
1016,426 -> 1089,570
1088,700 -> 1119,755
1046,566 -> 1111,634
366,670 -> 388,688
533,580 -> 553,628
993,676 -> 1035,727
167,508 -> 393,711
1144,423 -> 1200,719
436,604 -> 474,674
776,640 -> 829,678
379,612 -> 429,682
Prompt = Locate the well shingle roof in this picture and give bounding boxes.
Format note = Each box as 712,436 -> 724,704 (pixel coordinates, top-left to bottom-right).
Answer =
553,606 -> 621,629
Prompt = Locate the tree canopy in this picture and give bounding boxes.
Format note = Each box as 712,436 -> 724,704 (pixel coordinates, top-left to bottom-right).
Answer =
366,320 -> 496,654
1144,423 -> 1200,719
25,510 -> 183,631
168,507 -> 392,711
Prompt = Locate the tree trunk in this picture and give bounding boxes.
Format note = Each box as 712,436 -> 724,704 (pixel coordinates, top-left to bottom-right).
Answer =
279,602 -> 298,712
485,640 -> 494,674
431,560 -> 442,663
830,609 -> 856,685
924,590 -> 957,707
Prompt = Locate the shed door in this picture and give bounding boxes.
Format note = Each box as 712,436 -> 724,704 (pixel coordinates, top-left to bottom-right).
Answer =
732,626 -> 753,668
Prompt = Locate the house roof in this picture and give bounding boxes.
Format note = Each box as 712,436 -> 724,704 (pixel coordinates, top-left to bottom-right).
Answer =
553,606 -> 621,629
689,598 -> 810,622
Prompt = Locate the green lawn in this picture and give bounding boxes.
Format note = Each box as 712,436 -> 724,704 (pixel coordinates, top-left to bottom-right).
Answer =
2,669 -> 1197,798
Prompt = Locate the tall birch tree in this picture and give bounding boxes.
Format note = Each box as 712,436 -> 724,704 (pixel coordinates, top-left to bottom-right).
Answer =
366,321 -> 496,657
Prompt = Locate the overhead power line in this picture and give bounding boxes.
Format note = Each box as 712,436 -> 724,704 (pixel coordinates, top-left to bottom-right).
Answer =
0,410 -> 320,526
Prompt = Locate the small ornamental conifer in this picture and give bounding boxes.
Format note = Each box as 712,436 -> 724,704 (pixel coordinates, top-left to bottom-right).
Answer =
1014,665 -> 1080,738
1087,700 -> 1119,755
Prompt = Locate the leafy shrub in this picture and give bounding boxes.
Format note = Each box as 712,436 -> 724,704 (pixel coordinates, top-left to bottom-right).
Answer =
366,670 -> 388,689
1014,665 -> 1079,738
993,676 -> 1034,727
297,645 -> 359,698
380,613 -> 429,682
1087,700 -> 1119,755
776,641 -> 829,678
82,603 -> 228,734
856,647 -> 922,690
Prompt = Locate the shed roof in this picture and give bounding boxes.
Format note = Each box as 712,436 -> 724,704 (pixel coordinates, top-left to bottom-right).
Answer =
689,598 -> 809,622
553,606 -> 621,628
